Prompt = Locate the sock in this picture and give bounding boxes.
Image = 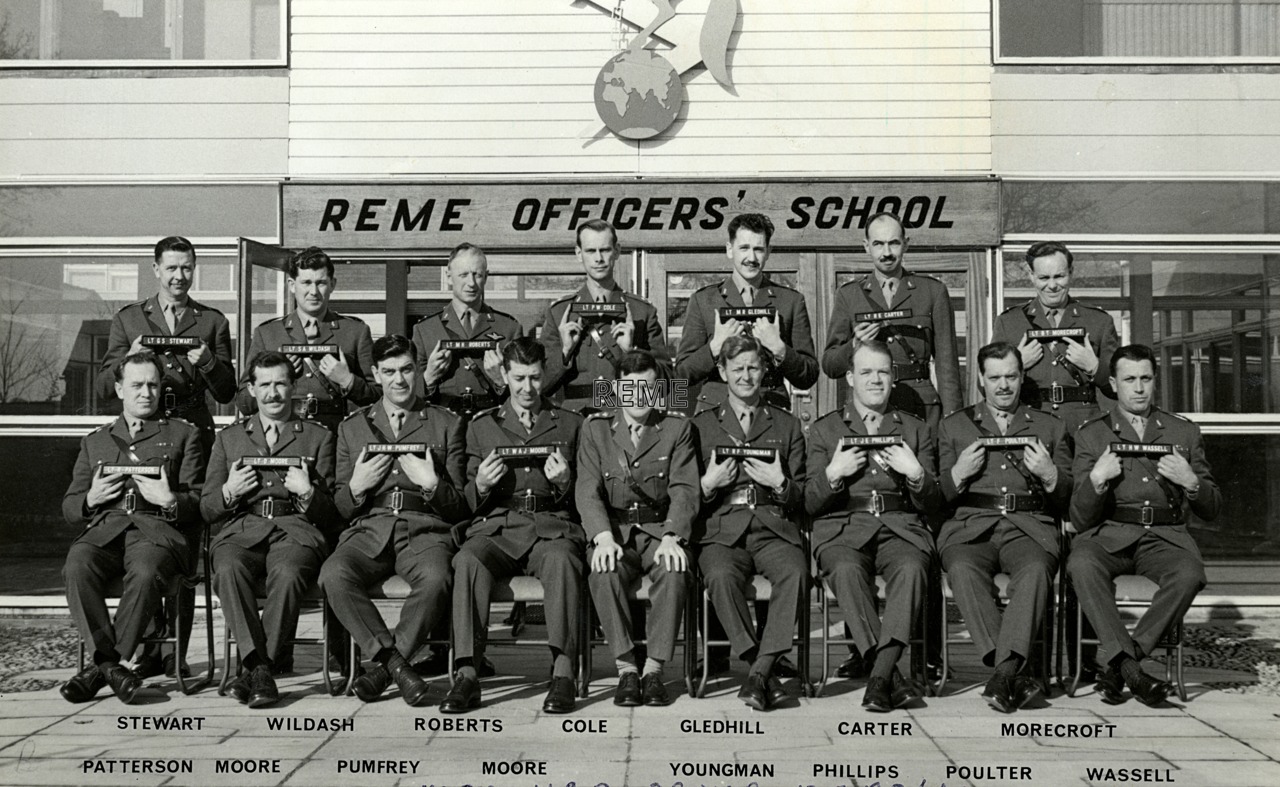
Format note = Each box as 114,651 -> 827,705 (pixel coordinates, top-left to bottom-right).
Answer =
748,653 -> 777,678
552,651 -> 574,679
642,657 -> 664,677
871,643 -> 904,680
242,652 -> 265,672
1116,654 -> 1143,684
994,655 -> 1022,678
615,651 -> 638,676
454,658 -> 478,681
93,650 -> 119,667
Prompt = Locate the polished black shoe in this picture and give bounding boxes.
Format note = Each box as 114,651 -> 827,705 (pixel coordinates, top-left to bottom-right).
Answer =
765,675 -> 789,707
1095,666 -> 1126,705
132,653 -> 164,680
60,664 -> 107,703
772,656 -> 799,679
982,673 -> 1016,714
388,655 -> 432,707
737,673 -> 770,711
542,676 -> 577,714
862,676 -> 894,712
1125,667 -> 1172,707
613,672 -> 642,707
641,673 -> 672,707
162,652 -> 191,679
478,656 -> 497,678
352,663 -> 390,702
890,669 -> 923,709
1012,675 -> 1043,709
227,671 -> 251,704
836,653 -> 867,680
440,674 -> 482,714
246,665 -> 280,709
101,663 -> 142,704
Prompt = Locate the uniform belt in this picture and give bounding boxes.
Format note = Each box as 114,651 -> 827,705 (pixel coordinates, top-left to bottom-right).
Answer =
1033,383 -> 1095,404
892,362 -> 930,381
370,489 -> 431,514
724,485 -> 778,509
847,492 -> 913,515
608,502 -> 667,526
1111,506 -> 1184,526
438,390 -> 499,416
291,395 -> 345,418
562,382 -> 605,401
498,490 -> 560,513
107,490 -> 163,516
957,492 -> 1046,514
247,497 -> 297,519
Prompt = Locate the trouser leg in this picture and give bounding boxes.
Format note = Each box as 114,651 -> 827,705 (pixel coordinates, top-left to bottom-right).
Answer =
698,542 -> 757,659
875,532 -> 930,652
527,538 -> 585,661
118,531 -> 181,660
451,537 -> 519,662
1130,536 -> 1205,661
638,533 -> 688,664
587,542 -> 643,660
750,531 -> 805,658
64,536 -> 126,658
262,535 -> 322,663
1067,539 -> 1136,664
993,529 -> 1056,665
818,544 -> 880,657
212,541 -> 270,663
318,542 -> 397,658
394,542 -> 455,665
941,538 -> 1002,667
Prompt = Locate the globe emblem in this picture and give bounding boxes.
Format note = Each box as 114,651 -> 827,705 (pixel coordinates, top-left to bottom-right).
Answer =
594,49 -> 685,141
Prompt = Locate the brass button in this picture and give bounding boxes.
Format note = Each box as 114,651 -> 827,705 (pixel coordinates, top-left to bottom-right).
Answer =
1142,477 -> 1149,483
871,469 -> 878,475
392,469 -> 399,475
887,337 -> 895,343
1051,360 -> 1058,366
1052,404 -> 1060,410
1001,486 -> 1008,492
1144,500 -> 1151,506
265,481 -> 273,487
633,461 -> 640,467
1001,464 -> 1007,470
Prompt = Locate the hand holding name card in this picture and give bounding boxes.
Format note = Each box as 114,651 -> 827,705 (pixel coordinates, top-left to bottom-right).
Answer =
1017,333 -> 1044,369
134,466 -> 176,509
951,440 -> 987,487
1022,439 -> 1057,488
1157,448 -> 1198,490
709,312 -> 743,358
87,464 -> 127,508
558,307 -> 584,352
482,347 -> 505,386
186,340 -> 213,370
701,449 -> 739,495
881,443 -> 925,482
318,348 -> 354,389
544,448 -> 571,489
611,319 -> 635,352
743,449 -> 785,489
350,448 -> 394,498
223,458 -> 260,503
398,450 -> 438,492
283,464 -> 314,498
752,311 -> 785,357
1062,336 -> 1099,375
422,341 -> 452,388
475,450 -> 509,496
827,440 -> 866,483
1089,447 -> 1123,489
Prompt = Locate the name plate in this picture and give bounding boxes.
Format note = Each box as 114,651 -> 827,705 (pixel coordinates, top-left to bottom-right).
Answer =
1110,442 -> 1175,456
979,436 -> 1036,448
854,309 -> 912,322
569,302 -> 626,319
440,339 -> 498,352
717,446 -> 778,461
140,335 -> 201,348
101,464 -> 162,476
367,443 -> 427,455
496,445 -> 558,458
279,344 -> 339,356
242,456 -> 304,468
1026,328 -> 1086,340
718,307 -> 776,321
840,435 -> 902,449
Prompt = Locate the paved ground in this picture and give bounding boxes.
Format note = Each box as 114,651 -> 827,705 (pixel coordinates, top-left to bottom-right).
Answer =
0,609 -> 1278,787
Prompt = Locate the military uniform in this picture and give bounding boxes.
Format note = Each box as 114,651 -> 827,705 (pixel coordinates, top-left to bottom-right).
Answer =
61,415 -> 205,662
575,410 -> 697,666
1068,407 -> 1221,664
452,400 -> 585,664
805,404 -> 943,659
992,298 -> 1120,435
692,402 -> 807,660
937,404 -> 1072,666
821,272 -> 962,432
318,400 -> 468,665
201,415 -> 339,668
540,285 -> 671,413
413,303 -> 525,419
239,310 -> 379,432
96,296 -> 237,441
675,276 -> 818,412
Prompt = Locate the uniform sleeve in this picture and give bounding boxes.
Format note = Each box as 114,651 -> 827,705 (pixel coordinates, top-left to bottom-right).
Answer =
1185,426 -> 1222,523
804,419 -> 842,517
1069,424 -> 1108,531
774,417 -> 806,514
174,426 -> 206,527
931,283 -> 964,413
62,435 -> 96,528
235,327 -> 267,417
1046,419 -> 1073,515
938,418 -> 965,503
820,287 -> 855,379
574,423 -> 612,542
429,414 -> 469,522
199,432 -> 234,525
674,290 -> 717,385
990,310 -> 1020,348
334,421 -> 365,522
540,301 -> 573,394
552,418 -> 580,506
95,313 -> 131,403
305,429 -> 342,536
1093,314 -> 1121,395
778,294 -> 819,390
911,423 -> 945,516
662,420 -> 699,542
643,303 -> 674,379
463,419 -> 493,515
201,314 -> 238,404
344,321 -> 381,406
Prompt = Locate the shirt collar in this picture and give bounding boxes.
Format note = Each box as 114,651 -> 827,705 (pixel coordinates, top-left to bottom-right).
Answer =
730,271 -> 762,297
873,269 -> 903,288
258,411 -> 288,433
852,400 -> 887,423
158,295 -> 189,311
584,279 -> 615,302
985,401 -> 1016,422
382,397 -> 413,421
728,398 -> 758,421
294,307 -> 324,327
451,298 -> 482,321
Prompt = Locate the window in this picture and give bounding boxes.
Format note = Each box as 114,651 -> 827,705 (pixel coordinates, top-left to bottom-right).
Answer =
0,0 -> 284,66
997,0 -> 1280,62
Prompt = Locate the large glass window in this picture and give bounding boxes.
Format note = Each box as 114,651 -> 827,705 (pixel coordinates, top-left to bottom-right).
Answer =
0,0 -> 283,65
998,0 -> 1280,61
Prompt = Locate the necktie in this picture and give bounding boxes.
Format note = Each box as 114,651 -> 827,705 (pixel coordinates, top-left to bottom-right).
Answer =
863,411 -> 880,435
461,309 -> 474,333
995,411 -> 1010,435
1130,414 -> 1146,440
163,303 -> 179,333
389,411 -> 404,438
303,318 -> 319,341
739,408 -> 753,436
629,423 -> 643,448
128,418 -> 142,437
518,409 -> 534,433
881,278 -> 896,307
265,422 -> 278,448
1047,309 -> 1060,328
741,286 -> 755,306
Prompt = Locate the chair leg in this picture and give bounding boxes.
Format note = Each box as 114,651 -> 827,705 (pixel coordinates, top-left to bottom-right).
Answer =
683,581 -> 697,699
218,621 -> 234,696
936,592 -> 950,697
578,583 -> 591,699
196,585 -> 215,694
78,639 -> 86,674
1175,640 -> 1187,702
319,597 -> 333,697
1068,602 -> 1084,698
799,580 -> 813,697
346,638 -> 360,697
817,588 -> 830,698
696,590 -> 710,698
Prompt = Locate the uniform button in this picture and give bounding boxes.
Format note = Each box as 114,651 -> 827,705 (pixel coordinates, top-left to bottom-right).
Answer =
658,471 -> 665,478
1144,500 -> 1151,506
1144,525 -> 1151,530
1001,464 -> 1007,470
1001,486 -> 1008,492
871,469 -> 878,475
1052,404 -> 1060,410
633,461 -> 640,467
166,363 -> 175,369
306,372 -> 313,378
1051,360 -> 1058,366
887,337 -> 895,343
392,469 -> 399,475
1142,477 -> 1149,483
265,481 -> 273,487
598,352 -> 604,358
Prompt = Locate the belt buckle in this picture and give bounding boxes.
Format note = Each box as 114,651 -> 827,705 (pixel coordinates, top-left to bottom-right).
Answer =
260,497 -> 276,520
870,490 -> 885,516
305,395 -> 319,416
745,485 -> 757,509
460,388 -> 475,414
163,391 -> 177,413
390,488 -> 404,515
124,489 -> 137,515
1002,493 -> 1018,513
626,502 -> 641,525
1050,383 -> 1065,404
520,488 -> 537,514
1141,505 -> 1154,526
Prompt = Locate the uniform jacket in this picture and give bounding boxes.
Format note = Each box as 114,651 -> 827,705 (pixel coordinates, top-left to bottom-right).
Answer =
200,415 -> 340,555
333,399 -> 468,556
412,302 -> 524,406
96,296 -> 237,426
675,276 -> 819,411
540,284 -> 671,411
62,415 -> 205,563
1070,406 -> 1221,556
821,271 -> 962,415
937,403 -> 1072,555
991,297 -> 1119,422
574,410 -> 699,543
238,310 -> 379,418
691,402 -> 806,548
463,399 -> 584,557
805,403 -> 942,557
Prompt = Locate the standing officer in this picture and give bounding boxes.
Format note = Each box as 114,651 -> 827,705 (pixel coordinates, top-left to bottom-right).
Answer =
442,337 -> 585,715
95,236 -> 234,678
822,212 -> 962,433
240,246 -> 379,432
1068,345 -> 1220,706
414,243 -> 524,419
694,335 -> 807,711
805,341 -> 942,712
675,213 -> 819,412
576,350 -> 696,707
202,352 -> 339,708
937,341 -> 1071,713
318,335 -> 468,707
992,241 -> 1119,436
60,352 -> 205,704
541,220 -> 670,413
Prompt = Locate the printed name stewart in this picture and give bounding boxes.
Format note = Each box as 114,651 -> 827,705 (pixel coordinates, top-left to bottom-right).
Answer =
1110,443 -> 1176,455
266,717 -> 353,732
1086,767 -> 1176,782
140,336 -> 201,347
117,716 -> 205,731
670,762 -> 775,779
855,309 -> 912,322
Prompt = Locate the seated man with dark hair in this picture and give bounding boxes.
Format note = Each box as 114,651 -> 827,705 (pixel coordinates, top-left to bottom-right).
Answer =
444,336 -> 586,715
60,351 -> 206,704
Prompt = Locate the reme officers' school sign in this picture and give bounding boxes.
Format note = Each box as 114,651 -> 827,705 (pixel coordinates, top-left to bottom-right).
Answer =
282,179 -> 1000,250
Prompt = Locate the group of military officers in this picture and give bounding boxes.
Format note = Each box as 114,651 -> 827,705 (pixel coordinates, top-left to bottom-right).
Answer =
58,215 -> 1219,718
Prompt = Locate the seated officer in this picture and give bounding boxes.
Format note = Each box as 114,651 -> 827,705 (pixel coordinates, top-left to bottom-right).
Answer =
576,350 -> 696,707
1068,344 -> 1220,706
938,341 -> 1071,713
805,341 -> 942,712
694,335 -> 807,711
319,335 -> 468,707
444,336 -> 585,715
202,352 -> 340,707
60,352 -> 205,704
